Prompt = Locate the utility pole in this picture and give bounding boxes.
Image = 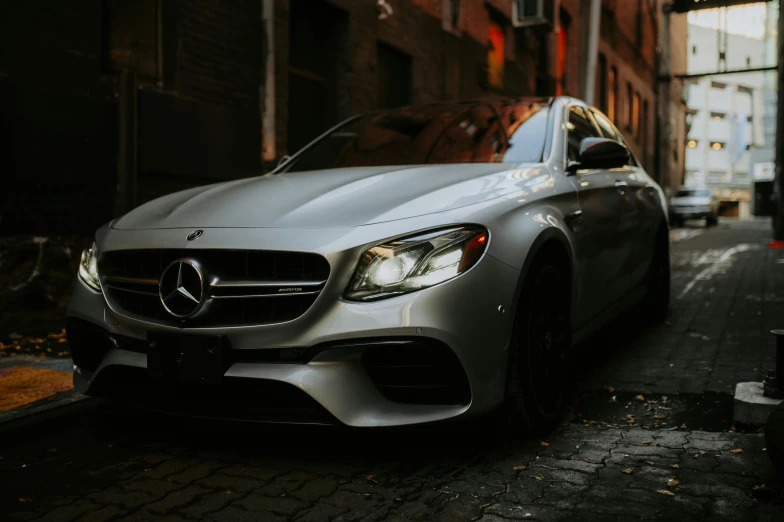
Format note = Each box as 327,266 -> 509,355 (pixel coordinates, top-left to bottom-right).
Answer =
775,0 -> 784,239
582,0 -> 601,105
657,3 -> 672,191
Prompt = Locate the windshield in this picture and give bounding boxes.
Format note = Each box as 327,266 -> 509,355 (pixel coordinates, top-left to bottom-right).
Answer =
279,100 -> 550,173
675,189 -> 711,198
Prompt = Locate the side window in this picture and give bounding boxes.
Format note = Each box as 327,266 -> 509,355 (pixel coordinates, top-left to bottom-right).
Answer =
567,106 -> 601,162
590,110 -> 618,140
591,109 -> 638,167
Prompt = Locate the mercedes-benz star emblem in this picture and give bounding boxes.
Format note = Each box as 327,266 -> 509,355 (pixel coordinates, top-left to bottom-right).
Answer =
187,230 -> 203,241
159,260 -> 204,318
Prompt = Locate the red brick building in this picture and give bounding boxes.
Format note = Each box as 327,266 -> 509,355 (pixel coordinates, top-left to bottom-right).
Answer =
265,0 -> 687,191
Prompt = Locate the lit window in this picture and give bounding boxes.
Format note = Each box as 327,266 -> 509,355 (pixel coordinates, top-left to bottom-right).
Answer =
711,142 -> 724,150
710,112 -> 726,121
687,140 -> 698,148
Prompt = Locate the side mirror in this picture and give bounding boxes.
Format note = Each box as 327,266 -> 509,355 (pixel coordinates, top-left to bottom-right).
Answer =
573,137 -> 630,171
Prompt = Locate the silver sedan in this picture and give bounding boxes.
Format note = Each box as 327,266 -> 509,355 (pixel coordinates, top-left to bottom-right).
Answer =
67,96 -> 670,434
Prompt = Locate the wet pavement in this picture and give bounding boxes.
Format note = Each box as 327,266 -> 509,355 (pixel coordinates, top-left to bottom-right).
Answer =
1,218 -> 783,521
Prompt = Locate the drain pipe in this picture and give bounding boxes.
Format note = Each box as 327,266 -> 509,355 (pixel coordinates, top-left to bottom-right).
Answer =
764,330 -> 784,399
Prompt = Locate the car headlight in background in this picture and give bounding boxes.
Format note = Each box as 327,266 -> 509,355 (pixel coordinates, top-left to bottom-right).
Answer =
79,242 -> 101,292
345,226 -> 488,301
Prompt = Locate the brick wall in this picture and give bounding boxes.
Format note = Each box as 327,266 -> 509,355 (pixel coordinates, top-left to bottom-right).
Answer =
271,0 -> 542,160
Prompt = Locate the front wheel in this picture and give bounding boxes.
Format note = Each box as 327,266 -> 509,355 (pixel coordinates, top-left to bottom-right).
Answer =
502,260 -> 572,436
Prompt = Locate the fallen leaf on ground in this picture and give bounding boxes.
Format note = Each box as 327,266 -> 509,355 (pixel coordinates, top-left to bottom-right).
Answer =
362,474 -> 375,481
58,338 -> 67,344
667,478 -> 679,487
730,425 -> 736,431
730,448 -> 744,454
621,468 -> 633,474
654,414 -> 666,419
626,414 -> 636,421
47,448 -> 57,453
671,464 -> 680,469
513,466 -> 527,471
534,474 -> 544,480
646,461 -> 656,466
680,423 -> 688,429
641,441 -> 652,445
18,498 -> 32,503
699,450 -> 709,455
704,367 -> 713,372
605,385 -> 615,393
540,441 -> 550,447
635,394 -> 646,401
660,406 -> 672,410
656,490 -> 675,496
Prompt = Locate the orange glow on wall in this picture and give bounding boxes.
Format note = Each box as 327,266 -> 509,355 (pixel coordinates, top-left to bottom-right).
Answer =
488,20 -> 504,90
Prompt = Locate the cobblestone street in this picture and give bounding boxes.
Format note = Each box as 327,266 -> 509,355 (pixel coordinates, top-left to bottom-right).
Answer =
1,219 -> 782,521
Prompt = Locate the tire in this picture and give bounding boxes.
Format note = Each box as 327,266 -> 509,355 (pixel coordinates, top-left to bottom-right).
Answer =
641,229 -> 670,324
501,259 -> 572,437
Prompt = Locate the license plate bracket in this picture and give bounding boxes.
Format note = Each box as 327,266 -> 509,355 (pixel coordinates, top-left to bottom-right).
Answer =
147,333 -> 231,384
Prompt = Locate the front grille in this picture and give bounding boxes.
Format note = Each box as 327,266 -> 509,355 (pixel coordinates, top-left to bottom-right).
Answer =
361,339 -> 471,406
88,366 -> 337,425
99,249 -> 330,327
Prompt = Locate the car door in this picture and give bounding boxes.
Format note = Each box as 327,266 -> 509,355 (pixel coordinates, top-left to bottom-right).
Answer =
590,109 -> 657,290
565,105 -> 631,326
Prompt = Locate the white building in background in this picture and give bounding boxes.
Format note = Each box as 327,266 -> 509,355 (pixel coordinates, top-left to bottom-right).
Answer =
684,23 -> 766,218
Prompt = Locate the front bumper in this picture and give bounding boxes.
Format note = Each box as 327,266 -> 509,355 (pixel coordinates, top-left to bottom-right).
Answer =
66,252 -> 520,427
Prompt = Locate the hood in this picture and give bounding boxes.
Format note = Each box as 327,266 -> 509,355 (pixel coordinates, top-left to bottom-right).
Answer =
112,164 -> 543,230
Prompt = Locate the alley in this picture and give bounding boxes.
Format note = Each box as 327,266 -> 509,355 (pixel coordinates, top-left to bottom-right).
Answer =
1,219 -> 782,521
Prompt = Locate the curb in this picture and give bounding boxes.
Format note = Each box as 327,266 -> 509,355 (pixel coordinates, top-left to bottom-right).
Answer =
0,393 -> 98,440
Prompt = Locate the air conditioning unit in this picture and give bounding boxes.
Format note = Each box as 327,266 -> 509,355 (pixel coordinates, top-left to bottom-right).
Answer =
512,0 -> 560,29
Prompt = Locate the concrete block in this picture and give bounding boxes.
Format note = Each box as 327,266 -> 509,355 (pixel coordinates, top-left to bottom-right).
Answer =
733,382 -> 783,425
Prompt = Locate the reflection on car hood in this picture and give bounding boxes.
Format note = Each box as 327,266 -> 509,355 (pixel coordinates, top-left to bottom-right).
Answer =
112,164 -> 542,230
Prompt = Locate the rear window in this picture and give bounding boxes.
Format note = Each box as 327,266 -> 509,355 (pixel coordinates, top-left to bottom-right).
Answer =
675,189 -> 711,198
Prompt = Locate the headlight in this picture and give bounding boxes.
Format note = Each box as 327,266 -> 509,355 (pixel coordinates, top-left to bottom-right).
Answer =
345,226 -> 488,301
79,242 -> 101,292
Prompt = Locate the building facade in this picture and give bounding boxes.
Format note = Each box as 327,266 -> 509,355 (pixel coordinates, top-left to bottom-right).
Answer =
1,0 -> 683,235
265,0 -> 680,191
0,0 -> 264,235
684,23 -> 766,218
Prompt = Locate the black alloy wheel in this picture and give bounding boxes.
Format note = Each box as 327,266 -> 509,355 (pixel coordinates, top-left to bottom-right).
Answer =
503,259 -> 572,436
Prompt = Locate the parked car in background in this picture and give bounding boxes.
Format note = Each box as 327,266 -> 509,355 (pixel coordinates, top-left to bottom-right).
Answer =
669,187 -> 719,227
67,96 -> 670,434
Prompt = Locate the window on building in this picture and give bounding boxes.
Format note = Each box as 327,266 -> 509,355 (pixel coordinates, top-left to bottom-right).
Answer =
747,115 -> 753,123
635,6 -> 643,48
711,81 -> 728,90
632,92 -> 641,138
608,67 -> 617,122
710,142 -> 725,150
641,99 -> 649,155
737,85 -> 753,95
487,17 -> 505,91
377,42 -> 412,109
625,82 -> 633,130
692,45 -> 697,55
597,53 -> 608,114
710,112 -> 726,121
746,56 -> 752,67
687,139 -> 698,148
